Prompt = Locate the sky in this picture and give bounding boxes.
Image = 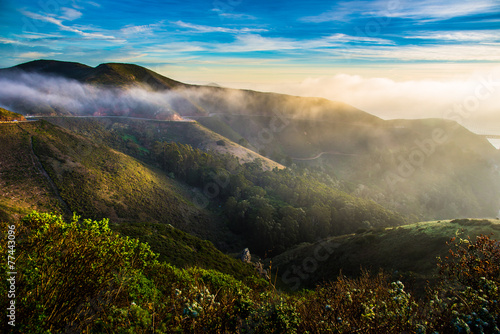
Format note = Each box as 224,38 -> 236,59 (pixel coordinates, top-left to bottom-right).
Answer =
1,0 -> 500,131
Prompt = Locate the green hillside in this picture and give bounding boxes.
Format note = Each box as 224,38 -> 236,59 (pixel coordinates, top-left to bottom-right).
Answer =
41,117 -> 405,255
272,218 -> 500,293
0,107 -> 26,122
193,114 -> 500,221
1,120 -> 239,248
41,116 -> 283,170
0,116 -> 404,257
0,123 -> 61,221
4,60 -> 498,222
112,220 -> 260,283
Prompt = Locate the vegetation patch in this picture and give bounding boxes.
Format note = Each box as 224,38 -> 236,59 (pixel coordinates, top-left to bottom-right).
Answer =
3,211 -> 500,333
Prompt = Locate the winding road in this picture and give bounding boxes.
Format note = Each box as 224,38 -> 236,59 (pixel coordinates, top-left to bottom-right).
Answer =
292,150 -> 359,161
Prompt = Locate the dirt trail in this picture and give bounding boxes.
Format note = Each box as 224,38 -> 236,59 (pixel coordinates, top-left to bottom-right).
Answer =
292,150 -> 359,161
17,123 -> 72,216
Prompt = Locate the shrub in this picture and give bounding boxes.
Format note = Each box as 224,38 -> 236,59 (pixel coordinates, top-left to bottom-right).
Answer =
298,271 -> 421,333
11,211 -> 158,333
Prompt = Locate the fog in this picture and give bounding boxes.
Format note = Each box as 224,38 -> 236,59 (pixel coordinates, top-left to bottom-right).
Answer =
2,68 -> 500,135
244,68 -> 500,134
0,71 -> 200,119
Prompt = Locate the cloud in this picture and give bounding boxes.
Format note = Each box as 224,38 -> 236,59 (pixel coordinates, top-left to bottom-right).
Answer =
60,7 -> 83,21
0,71 -> 235,120
0,71 -> 184,118
120,22 -> 165,35
300,0 -> 499,23
0,38 -> 27,46
208,33 -> 393,54
86,1 -> 102,8
218,12 -> 257,20
406,31 -> 500,42
386,0 -> 499,20
172,21 -> 267,33
343,44 -> 500,62
18,51 -> 61,58
300,1 -> 369,23
261,69 -> 500,132
21,10 -> 117,40
222,34 -> 297,52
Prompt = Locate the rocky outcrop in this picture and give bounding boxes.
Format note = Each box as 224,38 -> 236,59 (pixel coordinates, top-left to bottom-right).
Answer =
240,248 -> 251,263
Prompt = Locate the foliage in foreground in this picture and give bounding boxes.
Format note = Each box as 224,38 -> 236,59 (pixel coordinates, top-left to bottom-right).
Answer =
2,211 -> 500,333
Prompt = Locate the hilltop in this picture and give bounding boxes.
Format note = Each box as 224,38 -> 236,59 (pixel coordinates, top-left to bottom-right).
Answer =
4,59 -> 187,89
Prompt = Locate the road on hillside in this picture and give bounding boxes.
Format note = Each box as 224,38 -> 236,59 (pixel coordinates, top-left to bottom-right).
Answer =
292,150 -> 359,161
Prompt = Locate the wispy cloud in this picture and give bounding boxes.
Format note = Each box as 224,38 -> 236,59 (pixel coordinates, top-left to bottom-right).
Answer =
13,32 -> 64,40
172,21 -> 267,33
216,12 -> 257,20
208,33 -> 393,53
300,0 -> 499,23
343,44 -> 500,62
300,1 -> 370,23
0,37 -> 27,46
18,51 -> 61,58
120,22 -> 164,35
257,67 -> 500,132
406,31 -> 500,42
386,0 -> 499,20
60,7 -> 83,21
21,10 -> 117,40
86,1 -> 101,8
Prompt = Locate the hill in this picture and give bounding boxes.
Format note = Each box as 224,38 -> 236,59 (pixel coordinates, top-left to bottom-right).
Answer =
1,60 -> 498,221
5,59 -> 187,89
0,119 -> 243,249
0,115 -> 405,256
0,107 -> 26,122
272,218 -> 500,293
41,116 -> 284,170
0,122 -> 60,221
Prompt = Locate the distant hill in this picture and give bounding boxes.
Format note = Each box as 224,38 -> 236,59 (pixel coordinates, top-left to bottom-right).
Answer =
0,107 -> 26,122
272,218 -> 500,294
4,59 -> 187,89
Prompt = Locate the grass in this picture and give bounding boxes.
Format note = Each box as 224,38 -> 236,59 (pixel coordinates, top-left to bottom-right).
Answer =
0,107 -> 26,121
0,123 -> 61,219
111,220 -> 261,284
272,218 -> 500,295
42,116 -> 283,169
7,120 -> 240,248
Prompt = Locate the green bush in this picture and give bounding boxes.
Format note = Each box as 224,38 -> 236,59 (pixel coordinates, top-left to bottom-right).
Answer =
6,211 -> 500,333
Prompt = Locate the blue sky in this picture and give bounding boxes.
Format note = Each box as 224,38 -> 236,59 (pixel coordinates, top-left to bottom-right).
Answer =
1,0 -> 500,129
2,0 -> 499,80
